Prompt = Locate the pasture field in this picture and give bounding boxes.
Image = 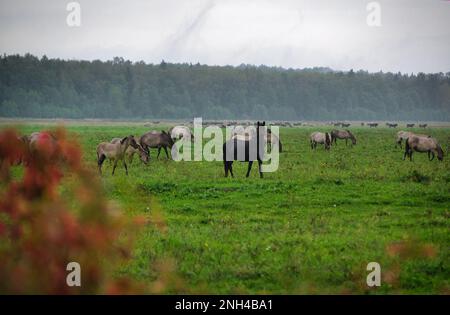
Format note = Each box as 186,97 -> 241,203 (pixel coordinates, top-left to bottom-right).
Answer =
6,123 -> 450,294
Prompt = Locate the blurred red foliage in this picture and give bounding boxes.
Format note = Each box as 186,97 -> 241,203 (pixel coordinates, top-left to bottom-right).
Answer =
0,128 -> 145,294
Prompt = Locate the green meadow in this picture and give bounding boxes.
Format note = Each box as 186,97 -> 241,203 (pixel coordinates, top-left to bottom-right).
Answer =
6,123 -> 450,294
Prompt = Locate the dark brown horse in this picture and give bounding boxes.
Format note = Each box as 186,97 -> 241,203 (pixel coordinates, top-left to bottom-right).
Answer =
386,123 -> 398,128
140,130 -> 174,159
330,129 -> 356,145
223,121 -> 266,178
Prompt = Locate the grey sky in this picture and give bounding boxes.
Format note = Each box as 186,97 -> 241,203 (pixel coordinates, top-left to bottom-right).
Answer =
1,0 -> 449,73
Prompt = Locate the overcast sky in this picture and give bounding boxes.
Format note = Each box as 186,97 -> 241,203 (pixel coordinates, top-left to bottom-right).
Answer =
1,0 -> 449,73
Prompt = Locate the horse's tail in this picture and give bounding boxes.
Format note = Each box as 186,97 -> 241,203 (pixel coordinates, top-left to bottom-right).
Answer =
325,132 -> 330,145
405,137 -> 411,155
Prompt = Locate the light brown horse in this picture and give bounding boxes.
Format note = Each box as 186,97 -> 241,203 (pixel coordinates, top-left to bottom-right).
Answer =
97,135 -> 139,175
310,132 -> 331,150
404,135 -> 443,161
111,136 -> 149,164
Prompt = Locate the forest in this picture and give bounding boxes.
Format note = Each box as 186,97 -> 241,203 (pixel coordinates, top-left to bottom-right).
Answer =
0,54 -> 449,121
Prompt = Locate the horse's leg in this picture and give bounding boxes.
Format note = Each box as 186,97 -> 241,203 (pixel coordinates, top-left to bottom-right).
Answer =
129,152 -> 134,164
229,162 -> 234,178
112,159 -> 118,175
157,147 -> 161,159
123,160 -> 128,175
98,154 -> 105,175
258,159 -> 263,178
164,146 -> 169,159
345,139 -> 348,146
430,151 -> 435,161
246,161 -> 253,177
310,140 -> 313,150
409,151 -> 413,161
224,162 -> 229,177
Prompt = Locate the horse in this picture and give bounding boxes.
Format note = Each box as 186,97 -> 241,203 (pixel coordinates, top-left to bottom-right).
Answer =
406,123 -> 415,128
341,123 -> 351,128
367,123 -> 378,128
386,123 -> 398,128
140,130 -> 174,159
330,129 -> 356,145
310,132 -> 331,150
111,136 -> 149,164
419,124 -> 428,128
223,121 -> 267,178
97,135 -> 139,175
404,135 -> 443,161
168,126 -> 194,143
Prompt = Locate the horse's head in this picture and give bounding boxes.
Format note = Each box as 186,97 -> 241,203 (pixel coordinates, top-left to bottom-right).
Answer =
137,144 -> 150,164
347,130 -> 357,145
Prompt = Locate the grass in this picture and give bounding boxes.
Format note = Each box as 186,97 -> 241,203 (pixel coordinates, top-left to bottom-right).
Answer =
5,123 -> 450,294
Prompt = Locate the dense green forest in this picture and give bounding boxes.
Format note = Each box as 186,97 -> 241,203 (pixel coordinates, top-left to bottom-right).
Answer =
0,54 -> 449,121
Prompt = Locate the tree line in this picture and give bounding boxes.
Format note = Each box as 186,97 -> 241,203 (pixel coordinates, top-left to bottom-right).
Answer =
0,54 -> 449,121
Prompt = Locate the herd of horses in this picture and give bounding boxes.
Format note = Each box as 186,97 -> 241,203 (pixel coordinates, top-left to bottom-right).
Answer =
309,128 -> 443,161
12,123 -> 445,179
95,122 -> 277,178
310,130 -> 357,150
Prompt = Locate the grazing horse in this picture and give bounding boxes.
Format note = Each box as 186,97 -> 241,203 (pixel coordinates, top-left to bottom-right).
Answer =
140,130 -> 174,159
386,123 -> 398,128
330,129 -> 356,145
406,123 -> 415,128
404,135 -> 443,161
223,121 -> 267,178
367,123 -> 378,128
341,123 -> 351,127
111,136 -> 149,164
310,132 -> 331,150
97,135 -> 139,175
419,124 -> 428,128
